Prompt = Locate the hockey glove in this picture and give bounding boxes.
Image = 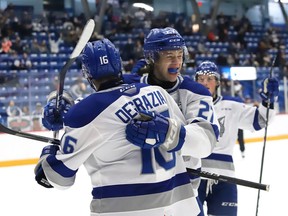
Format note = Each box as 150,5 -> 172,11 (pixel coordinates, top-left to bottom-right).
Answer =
126,110 -> 186,152
259,77 -> 279,103
131,59 -> 147,74
35,145 -> 59,188
42,91 -> 74,131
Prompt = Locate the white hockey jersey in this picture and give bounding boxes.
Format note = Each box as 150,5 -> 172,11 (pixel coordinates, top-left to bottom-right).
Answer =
201,95 -> 276,177
124,74 -> 219,195
40,82 -> 200,216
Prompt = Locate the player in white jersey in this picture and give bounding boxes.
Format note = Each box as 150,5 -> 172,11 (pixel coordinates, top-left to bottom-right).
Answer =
194,61 -> 279,215
39,28 -> 219,215
123,27 -> 219,215
34,38 -> 201,215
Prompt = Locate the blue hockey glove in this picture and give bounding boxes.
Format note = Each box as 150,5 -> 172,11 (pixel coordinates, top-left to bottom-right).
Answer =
259,77 -> 279,103
40,144 -> 60,157
126,110 -> 186,152
35,145 -> 59,188
131,59 -> 147,74
42,91 -> 74,131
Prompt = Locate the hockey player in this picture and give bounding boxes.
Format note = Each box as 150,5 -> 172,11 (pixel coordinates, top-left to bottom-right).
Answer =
35,38 -> 201,215
194,60 -> 279,215
40,28 -> 219,215
123,27 -> 219,215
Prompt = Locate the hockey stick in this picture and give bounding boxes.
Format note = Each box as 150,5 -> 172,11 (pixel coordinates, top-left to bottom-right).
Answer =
187,168 -> 269,191
0,21 -> 94,145
53,18 -> 95,139
0,123 -> 60,145
0,121 -> 271,191
255,55 -> 277,215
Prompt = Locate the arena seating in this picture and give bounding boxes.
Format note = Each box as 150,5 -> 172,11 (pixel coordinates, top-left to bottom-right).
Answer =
0,23 -> 287,123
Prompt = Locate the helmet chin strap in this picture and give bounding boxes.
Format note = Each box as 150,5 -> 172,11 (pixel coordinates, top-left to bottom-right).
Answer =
168,68 -> 178,74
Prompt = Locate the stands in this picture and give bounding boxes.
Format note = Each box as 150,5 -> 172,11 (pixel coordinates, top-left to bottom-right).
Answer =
0,10 -> 287,128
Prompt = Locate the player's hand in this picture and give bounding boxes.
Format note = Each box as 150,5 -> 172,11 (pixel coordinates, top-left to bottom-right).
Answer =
42,98 -> 72,131
35,165 -> 53,188
42,91 -> 74,131
131,59 -> 147,74
34,145 -> 59,188
259,77 -> 279,103
126,110 -> 186,151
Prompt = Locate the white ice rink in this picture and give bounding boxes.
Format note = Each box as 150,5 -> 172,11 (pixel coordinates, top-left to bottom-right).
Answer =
0,114 -> 287,216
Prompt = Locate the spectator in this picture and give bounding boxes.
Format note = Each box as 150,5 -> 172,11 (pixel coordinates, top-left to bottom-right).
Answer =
123,59 -> 135,73
11,36 -> 26,54
6,100 -> 22,117
19,11 -> 33,38
48,33 -> 63,53
21,105 -> 30,116
11,52 -> 32,70
38,40 -> 49,53
234,80 -> 244,99
121,37 -> 134,61
133,39 -> 143,60
70,77 -> 89,98
1,37 -> 12,54
134,8 -> 146,21
30,38 -> 41,53
31,102 -> 43,131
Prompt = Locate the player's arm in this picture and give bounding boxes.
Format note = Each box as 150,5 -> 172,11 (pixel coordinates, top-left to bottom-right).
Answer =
181,94 -> 219,158
239,77 -> 279,131
258,77 -> 279,122
34,145 -> 59,188
35,124 -> 101,189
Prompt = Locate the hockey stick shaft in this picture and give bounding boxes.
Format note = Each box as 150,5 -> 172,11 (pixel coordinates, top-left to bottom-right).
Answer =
255,55 -> 277,215
0,21 -> 95,145
187,168 -> 269,191
54,19 -> 95,139
0,121 -> 270,192
0,123 -> 60,145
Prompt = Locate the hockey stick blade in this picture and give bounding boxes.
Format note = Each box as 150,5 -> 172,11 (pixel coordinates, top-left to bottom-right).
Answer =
187,168 -> 270,191
54,19 -> 95,139
0,123 -> 60,145
57,18 -> 95,104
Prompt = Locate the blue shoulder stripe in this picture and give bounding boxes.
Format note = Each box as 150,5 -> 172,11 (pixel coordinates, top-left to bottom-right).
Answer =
123,73 -> 141,84
64,83 -> 148,128
180,76 -> 211,96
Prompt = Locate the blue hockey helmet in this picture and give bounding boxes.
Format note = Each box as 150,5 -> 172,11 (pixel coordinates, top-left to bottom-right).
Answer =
143,27 -> 188,63
81,38 -> 122,82
195,61 -> 220,81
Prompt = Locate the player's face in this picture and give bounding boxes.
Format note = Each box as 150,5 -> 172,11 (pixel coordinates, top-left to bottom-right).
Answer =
153,49 -> 183,82
197,74 -> 218,95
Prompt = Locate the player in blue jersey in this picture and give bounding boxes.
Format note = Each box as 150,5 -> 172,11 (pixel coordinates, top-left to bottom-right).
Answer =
194,60 -> 279,215
34,38 -> 202,215
123,27 -> 219,215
